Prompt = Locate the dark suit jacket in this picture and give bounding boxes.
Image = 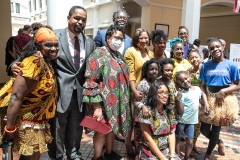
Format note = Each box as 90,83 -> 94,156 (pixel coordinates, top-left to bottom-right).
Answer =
93,29 -> 132,56
53,28 -> 95,113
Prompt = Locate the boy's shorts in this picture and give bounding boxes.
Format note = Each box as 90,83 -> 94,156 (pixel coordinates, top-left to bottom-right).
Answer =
175,122 -> 194,139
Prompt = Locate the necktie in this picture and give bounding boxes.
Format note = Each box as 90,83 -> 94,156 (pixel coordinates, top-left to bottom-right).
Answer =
74,36 -> 80,70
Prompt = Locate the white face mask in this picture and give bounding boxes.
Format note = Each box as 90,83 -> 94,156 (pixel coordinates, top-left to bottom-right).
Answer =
109,38 -> 123,51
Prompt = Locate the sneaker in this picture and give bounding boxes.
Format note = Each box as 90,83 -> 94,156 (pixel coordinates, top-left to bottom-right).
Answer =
104,151 -> 124,160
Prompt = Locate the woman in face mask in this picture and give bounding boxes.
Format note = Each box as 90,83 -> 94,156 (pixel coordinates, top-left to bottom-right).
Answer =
124,28 -> 154,158
83,25 -> 131,160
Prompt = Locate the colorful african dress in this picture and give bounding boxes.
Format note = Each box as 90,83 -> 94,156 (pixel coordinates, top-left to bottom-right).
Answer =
136,109 -> 176,159
83,46 -> 131,137
0,55 -> 57,155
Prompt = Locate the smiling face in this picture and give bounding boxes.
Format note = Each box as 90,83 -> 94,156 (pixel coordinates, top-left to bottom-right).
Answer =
39,40 -> 59,61
157,85 -> 169,105
173,43 -> 184,60
67,8 -> 87,35
114,12 -> 128,28
146,63 -> 159,82
178,28 -> 189,44
137,32 -> 149,50
188,52 -> 202,67
162,64 -> 173,81
176,73 -> 191,90
153,38 -> 166,53
209,41 -> 223,62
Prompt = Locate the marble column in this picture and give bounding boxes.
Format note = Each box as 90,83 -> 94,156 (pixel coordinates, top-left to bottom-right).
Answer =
181,0 -> 201,43
93,5 -> 99,37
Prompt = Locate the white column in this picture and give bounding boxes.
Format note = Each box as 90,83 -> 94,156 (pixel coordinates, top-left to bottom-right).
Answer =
31,0 -> 34,16
93,5 -> 99,37
47,0 -> 84,30
36,0 -> 40,14
42,0 -> 46,12
181,0 -> 201,43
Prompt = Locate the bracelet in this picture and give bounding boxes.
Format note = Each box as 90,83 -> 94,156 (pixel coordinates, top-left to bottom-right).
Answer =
4,125 -> 17,133
169,153 -> 176,158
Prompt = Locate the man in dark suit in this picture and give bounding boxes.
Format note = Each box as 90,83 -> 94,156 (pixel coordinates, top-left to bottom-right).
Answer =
48,6 -> 95,160
93,9 -> 131,56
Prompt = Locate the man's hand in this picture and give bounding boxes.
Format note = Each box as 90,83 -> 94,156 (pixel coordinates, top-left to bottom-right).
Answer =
11,62 -> 21,77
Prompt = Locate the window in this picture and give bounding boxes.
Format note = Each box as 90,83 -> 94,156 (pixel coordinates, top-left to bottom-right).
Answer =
40,0 -> 42,8
11,2 -> 14,12
29,1 -> 31,12
16,3 -> 20,13
34,0 -> 36,10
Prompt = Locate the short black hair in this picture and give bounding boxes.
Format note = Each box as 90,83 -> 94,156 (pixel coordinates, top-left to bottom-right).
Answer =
188,50 -> 201,58
150,29 -> 168,44
175,71 -> 189,84
142,58 -> 159,79
23,25 -> 31,31
158,58 -> 174,75
132,28 -> 150,48
105,25 -> 124,43
193,39 -> 201,47
68,6 -> 86,17
206,37 -> 222,48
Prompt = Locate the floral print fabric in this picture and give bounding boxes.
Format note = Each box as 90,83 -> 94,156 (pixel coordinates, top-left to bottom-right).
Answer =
83,46 -> 131,136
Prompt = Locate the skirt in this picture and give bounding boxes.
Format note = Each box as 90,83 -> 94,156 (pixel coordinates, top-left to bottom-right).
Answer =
200,89 -> 239,126
12,119 -> 52,156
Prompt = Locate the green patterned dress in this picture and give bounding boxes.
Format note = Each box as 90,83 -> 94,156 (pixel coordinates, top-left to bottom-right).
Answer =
83,46 -> 132,136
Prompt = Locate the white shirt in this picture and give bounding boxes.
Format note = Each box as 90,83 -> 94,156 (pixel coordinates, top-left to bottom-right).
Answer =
67,29 -> 85,69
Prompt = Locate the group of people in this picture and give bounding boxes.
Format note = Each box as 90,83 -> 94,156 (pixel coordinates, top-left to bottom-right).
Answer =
0,4 -> 239,160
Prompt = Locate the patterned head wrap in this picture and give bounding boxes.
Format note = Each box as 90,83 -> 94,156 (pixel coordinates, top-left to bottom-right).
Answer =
170,38 -> 183,49
35,27 -> 58,43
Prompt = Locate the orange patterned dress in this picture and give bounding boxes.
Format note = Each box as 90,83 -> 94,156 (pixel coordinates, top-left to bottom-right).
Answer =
0,55 -> 57,155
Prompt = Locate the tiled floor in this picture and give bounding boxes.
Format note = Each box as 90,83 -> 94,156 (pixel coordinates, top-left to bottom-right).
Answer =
1,115 -> 240,160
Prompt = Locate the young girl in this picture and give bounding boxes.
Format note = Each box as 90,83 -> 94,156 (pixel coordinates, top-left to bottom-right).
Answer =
134,58 -> 159,158
170,38 -> 191,77
158,58 -> 178,128
200,38 -> 240,160
136,80 -> 177,160
175,71 -> 205,160
188,51 -> 202,154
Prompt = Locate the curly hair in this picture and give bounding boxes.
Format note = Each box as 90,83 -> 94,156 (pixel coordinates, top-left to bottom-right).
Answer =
146,80 -> 170,120
206,37 -> 222,48
188,50 -> 201,58
132,28 -> 150,48
150,29 -> 168,44
158,58 -> 174,75
141,58 -> 159,79
105,25 -> 124,43
18,40 -> 37,61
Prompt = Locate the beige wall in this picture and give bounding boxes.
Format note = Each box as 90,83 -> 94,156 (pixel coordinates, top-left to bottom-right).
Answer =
141,5 -> 182,39
0,0 -> 12,83
200,15 -> 240,48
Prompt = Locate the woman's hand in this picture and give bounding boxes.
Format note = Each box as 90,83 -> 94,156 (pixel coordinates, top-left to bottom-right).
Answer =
133,90 -> 143,101
11,62 -> 21,77
92,103 -> 103,121
203,102 -> 210,115
142,105 -> 150,119
216,89 -> 225,106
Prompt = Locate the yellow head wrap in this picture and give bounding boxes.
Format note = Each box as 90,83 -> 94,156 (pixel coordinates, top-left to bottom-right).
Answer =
35,27 -> 58,43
